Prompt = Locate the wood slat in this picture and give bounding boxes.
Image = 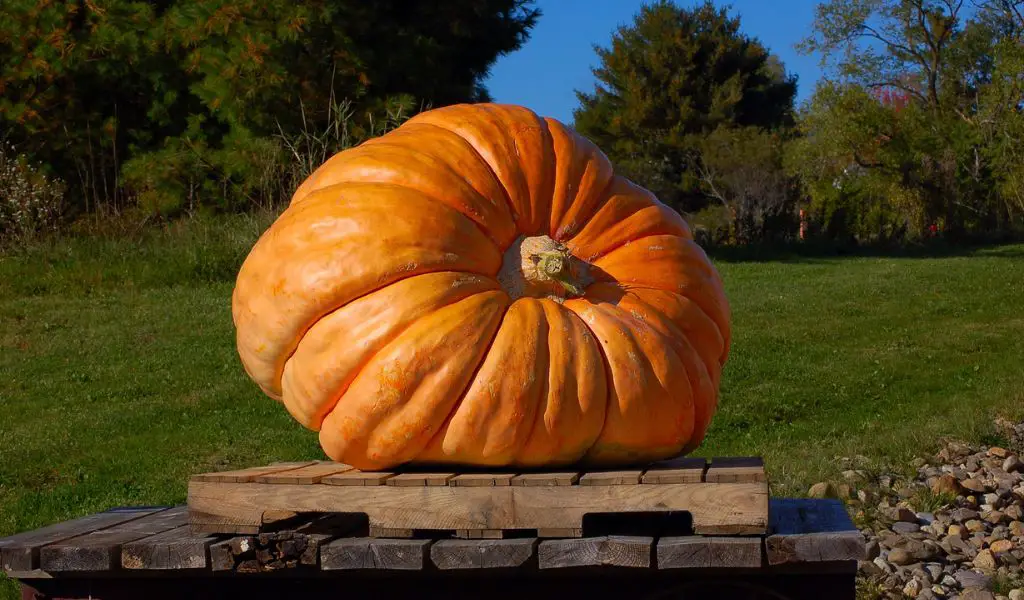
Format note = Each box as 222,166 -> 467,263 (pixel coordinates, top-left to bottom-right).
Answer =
40,507 -> 188,572
578,471 -> 644,486
765,498 -> 865,565
320,471 -> 395,486
190,462 -> 318,483
0,507 -> 163,572
449,474 -> 516,487
510,472 -> 579,486
121,525 -> 217,570
454,529 -> 506,539
253,462 -> 354,484
642,457 -> 707,484
321,538 -> 431,570
188,479 -> 768,535
431,538 -> 537,570
705,457 -> 766,484
385,473 -> 456,487
657,536 -> 763,569
538,536 -> 652,569
537,528 -> 583,538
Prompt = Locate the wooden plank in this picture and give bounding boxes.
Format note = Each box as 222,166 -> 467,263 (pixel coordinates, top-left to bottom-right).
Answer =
765,498 -> 865,565
39,507 -> 187,572
320,471 -> 395,486
385,473 -> 456,487
190,462 -> 318,483
657,537 -> 762,568
449,474 -> 515,487
642,457 -> 707,484
578,471 -> 643,486
121,525 -> 217,570
0,507 -> 163,572
538,536 -> 652,569
510,472 -> 579,486
537,528 -> 583,538
454,530 -> 505,539
321,538 -> 431,570
187,480 -> 768,535
368,527 -> 415,538
705,457 -> 766,483
253,462 -> 354,484
431,538 -> 537,569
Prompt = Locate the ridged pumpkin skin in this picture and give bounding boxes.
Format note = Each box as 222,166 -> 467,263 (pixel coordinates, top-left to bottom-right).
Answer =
232,103 -> 731,471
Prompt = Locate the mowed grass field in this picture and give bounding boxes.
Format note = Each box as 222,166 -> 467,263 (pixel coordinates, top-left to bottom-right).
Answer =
1,215 -> 1023,594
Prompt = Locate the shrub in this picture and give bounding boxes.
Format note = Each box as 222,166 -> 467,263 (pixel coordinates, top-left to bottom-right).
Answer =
0,142 -> 67,245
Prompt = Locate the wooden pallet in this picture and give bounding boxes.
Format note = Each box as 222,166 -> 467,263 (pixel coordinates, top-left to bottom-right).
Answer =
186,456 -> 770,538
1,499 -> 864,587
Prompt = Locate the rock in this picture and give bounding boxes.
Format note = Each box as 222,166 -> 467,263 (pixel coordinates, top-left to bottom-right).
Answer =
941,574 -> 958,587
888,547 -> 913,566
925,564 -> 943,580
1007,589 -> 1024,600
984,493 -> 1002,507
967,519 -> 988,533
874,556 -> 895,574
1003,505 -> 1022,520
974,549 -> 998,571
984,510 -> 1006,525
858,489 -> 876,504
956,570 -> 992,589
1009,521 -> 1023,537
894,522 -> 922,534
842,469 -> 864,481
917,512 -> 937,525
866,540 -> 881,559
953,508 -> 982,522
989,539 -> 1014,553
859,559 -> 884,576
961,591 -> 996,600
934,474 -> 964,495
836,482 -> 854,499
904,579 -> 923,597
1004,456 -> 1023,473
989,447 -> 1011,459
885,506 -> 921,523
807,482 -> 832,498
949,524 -> 968,538
964,479 -> 993,493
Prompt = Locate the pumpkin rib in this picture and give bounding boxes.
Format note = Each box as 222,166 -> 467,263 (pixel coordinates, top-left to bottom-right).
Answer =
390,120 -> 522,247
279,272 -> 503,431
405,103 -> 559,237
318,290 -> 511,469
232,182 -> 503,398
418,296 -> 547,466
564,297 -> 696,464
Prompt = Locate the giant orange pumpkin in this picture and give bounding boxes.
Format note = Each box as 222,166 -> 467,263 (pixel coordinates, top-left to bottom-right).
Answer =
232,103 -> 731,471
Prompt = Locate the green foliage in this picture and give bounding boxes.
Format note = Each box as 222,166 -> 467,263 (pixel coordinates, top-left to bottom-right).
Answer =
0,0 -> 539,217
793,0 -> 1024,243
573,0 -> 797,220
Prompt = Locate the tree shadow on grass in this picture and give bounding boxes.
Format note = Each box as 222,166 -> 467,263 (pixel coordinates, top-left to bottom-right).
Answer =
704,235 -> 1024,264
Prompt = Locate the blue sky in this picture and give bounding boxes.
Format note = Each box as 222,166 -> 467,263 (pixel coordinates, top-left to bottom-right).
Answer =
482,0 -> 825,125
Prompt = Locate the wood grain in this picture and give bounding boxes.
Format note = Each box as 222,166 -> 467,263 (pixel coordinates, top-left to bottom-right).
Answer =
320,471 -> 394,486
657,536 -> 763,568
510,472 -> 579,486
430,538 -> 537,569
187,479 -> 768,535
385,473 -> 456,487
578,471 -> 644,486
765,498 -> 865,565
705,457 -> 766,484
538,536 -> 652,569
190,462 -> 318,483
321,538 -> 431,570
121,525 -> 217,570
0,507 -> 163,572
253,462 -> 354,484
642,457 -> 707,484
449,474 -> 515,487
40,507 -> 187,572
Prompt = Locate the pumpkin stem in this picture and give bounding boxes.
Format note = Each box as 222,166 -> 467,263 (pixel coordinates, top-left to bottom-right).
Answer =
534,250 -> 585,296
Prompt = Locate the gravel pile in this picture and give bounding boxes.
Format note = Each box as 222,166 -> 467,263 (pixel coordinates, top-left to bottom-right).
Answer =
816,418 -> 1024,599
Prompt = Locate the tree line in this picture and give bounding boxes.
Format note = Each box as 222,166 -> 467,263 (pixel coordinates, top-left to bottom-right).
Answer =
2,0 -> 1022,248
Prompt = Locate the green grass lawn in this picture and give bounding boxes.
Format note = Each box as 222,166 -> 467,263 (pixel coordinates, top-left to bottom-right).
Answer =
2,217 -> 1023,596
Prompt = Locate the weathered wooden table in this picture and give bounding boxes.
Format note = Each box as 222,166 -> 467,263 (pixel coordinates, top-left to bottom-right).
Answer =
2,458 -> 866,599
